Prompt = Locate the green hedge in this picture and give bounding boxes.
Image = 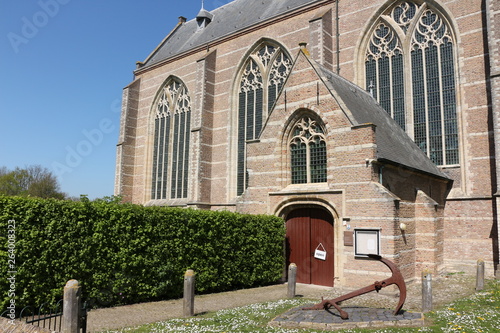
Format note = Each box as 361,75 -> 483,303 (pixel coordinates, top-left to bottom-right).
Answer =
0,196 -> 285,310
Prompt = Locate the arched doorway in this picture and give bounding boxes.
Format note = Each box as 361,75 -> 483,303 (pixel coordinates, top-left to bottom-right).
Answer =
286,207 -> 334,286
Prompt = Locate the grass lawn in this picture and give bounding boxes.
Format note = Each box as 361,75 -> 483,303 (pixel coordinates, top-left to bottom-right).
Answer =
100,280 -> 500,333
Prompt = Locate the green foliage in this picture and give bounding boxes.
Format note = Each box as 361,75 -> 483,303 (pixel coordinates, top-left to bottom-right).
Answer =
0,196 -> 285,310
0,165 -> 65,199
423,279 -> 500,332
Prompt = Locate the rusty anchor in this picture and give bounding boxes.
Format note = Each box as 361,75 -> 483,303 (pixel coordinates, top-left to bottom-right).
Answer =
303,254 -> 406,319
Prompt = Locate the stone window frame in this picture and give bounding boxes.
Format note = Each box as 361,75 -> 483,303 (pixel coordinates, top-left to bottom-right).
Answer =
149,76 -> 191,201
289,117 -> 328,184
283,110 -> 328,187
232,39 -> 292,197
357,0 -> 462,167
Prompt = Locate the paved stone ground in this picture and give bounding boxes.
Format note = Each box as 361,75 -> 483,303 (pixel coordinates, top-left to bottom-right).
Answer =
0,317 -> 54,333
270,306 -> 424,330
87,273 -> 477,332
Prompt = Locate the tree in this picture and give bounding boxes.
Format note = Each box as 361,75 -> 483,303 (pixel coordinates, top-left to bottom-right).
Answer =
0,165 -> 66,199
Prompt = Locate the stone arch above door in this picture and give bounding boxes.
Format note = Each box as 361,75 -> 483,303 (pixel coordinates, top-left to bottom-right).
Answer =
271,190 -> 345,286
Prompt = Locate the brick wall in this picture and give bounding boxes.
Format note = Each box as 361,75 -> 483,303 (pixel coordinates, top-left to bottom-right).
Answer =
487,0 -> 500,277
116,0 -> 498,282
444,199 -> 496,275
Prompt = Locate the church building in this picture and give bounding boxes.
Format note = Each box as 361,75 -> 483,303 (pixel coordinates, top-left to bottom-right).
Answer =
115,0 -> 500,287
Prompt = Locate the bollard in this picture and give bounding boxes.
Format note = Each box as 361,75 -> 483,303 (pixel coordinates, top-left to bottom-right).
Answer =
183,270 -> 195,317
421,271 -> 432,313
62,279 -> 81,333
287,263 -> 297,298
476,259 -> 485,291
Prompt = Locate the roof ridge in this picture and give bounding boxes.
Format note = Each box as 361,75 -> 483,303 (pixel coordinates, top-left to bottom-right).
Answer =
139,0 -> 329,69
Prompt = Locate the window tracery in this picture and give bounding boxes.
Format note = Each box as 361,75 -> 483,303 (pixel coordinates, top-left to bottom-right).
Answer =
237,43 -> 291,195
269,51 -> 292,112
366,23 -> 405,129
290,118 -> 327,184
392,1 -> 418,33
151,78 -> 191,200
364,1 -> 459,166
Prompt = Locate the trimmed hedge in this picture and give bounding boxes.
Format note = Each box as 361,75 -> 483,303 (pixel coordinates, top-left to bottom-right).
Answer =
0,196 -> 285,310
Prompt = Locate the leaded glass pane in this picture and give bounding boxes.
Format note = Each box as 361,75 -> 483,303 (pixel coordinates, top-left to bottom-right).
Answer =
237,92 -> 247,196
177,111 -> 186,198
365,57 -> 377,99
365,22 -> 404,125
162,117 -> 171,199
426,44 -> 443,165
255,88 -> 263,137
392,53 -> 405,130
151,79 -> 191,200
167,84 -> 192,199
291,139 -> 307,184
151,118 -> 159,199
237,44 -> 291,195
411,6 -> 458,165
159,117 -> 167,199
290,118 -> 327,184
237,60 -> 262,195
441,41 -> 458,165
365,2 -> 459,166
183,111 -> 191,198
171,112 -> 179,198
152,115 -> 171,200
245,89 -> 255,140
379,55 -> 391,115
412,48 -> 427,154
310,139 -> 327,183
238,59 -> 263,195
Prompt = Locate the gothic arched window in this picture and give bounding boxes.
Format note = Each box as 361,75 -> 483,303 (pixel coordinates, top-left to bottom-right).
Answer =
364,1 -> 459,166
151,78 -> 191,200
237,43 -> 292,195
290,117 -> 327,184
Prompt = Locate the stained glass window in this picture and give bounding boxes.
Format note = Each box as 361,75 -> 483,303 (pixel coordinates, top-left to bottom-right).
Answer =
151,78 -> 191,200
365,1 -> 459,166
237,43 -> 292,195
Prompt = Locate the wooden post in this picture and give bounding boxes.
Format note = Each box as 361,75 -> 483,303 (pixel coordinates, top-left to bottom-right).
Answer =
287,263 -> 297,298
62,279 -> 81,333
422,271 -> 432,313
476,259 -> 485,291
183,270 -> 195,317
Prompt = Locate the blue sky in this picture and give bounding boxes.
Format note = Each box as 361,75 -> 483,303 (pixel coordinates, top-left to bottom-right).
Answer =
0,0 -> 227,199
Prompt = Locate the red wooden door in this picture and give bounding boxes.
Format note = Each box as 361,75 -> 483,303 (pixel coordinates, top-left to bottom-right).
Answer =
286,209 -> 312,284
286,208 -> 334,286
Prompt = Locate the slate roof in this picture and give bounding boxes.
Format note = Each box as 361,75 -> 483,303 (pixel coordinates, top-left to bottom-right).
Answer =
141,0 -> 325,68
314,60 -> 449,180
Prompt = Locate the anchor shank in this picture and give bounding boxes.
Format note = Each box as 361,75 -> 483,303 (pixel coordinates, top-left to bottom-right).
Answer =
328,284 -> 377,305
303,255 -> 407,318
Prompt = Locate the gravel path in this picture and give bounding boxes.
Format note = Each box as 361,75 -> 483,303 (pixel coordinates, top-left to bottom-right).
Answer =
87,273 -> 478,332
